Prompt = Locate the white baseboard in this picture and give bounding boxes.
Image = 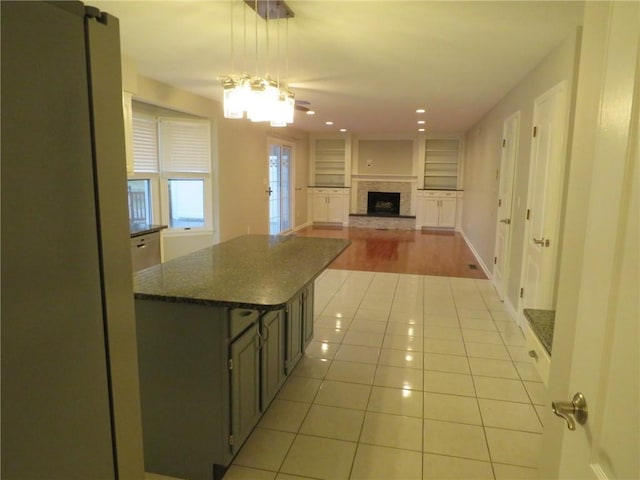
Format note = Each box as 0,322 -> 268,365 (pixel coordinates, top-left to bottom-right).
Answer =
459,228 -> 492,280
293,222 -> 313,232
459,229 -> 526,330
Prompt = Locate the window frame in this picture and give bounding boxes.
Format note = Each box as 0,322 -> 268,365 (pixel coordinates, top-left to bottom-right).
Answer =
128,108 -> 213,236
160,174 -> 213,233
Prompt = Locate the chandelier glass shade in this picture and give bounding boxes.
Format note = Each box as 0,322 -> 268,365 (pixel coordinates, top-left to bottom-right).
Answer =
219,1 -> 295,127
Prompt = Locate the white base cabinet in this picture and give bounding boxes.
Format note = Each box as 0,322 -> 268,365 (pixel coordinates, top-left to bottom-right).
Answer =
309,188 -> 350,225
416,190 -> 461,229
525,322 -> 551,387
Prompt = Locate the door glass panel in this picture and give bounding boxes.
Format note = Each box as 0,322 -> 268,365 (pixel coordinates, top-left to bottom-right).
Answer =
280,146 -> 291,231
168,178 -> 204,228
269,145 -> 281,235
269,143 -> 292,235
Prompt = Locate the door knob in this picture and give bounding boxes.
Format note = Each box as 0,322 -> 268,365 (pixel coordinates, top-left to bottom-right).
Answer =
266,187 -> 273,196
500,218 -> 511,224
552,392 -> 588,431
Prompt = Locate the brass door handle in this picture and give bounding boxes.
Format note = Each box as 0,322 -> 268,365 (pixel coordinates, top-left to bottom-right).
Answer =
533,237 -> 551,247
552,392 -> 588,431
500,218 -> 511,224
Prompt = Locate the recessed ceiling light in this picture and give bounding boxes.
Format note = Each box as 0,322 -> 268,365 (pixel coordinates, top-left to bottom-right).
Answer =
325,121 -> 334,125
417,120 -> 426,124
306,110 -> 315,115
416,108 -> 426,113
340,128 -> 347,132
418,128 -> 426,132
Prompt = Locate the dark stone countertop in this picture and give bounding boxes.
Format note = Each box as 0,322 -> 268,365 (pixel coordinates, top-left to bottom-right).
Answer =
524,308 -> 555,355
130,224 -> 168,238
133,234 -> 350,310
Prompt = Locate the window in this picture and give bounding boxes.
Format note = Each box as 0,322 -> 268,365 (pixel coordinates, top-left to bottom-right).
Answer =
128,109 -> 212,233
128,179 -> 152,225
168,179 -> 204,228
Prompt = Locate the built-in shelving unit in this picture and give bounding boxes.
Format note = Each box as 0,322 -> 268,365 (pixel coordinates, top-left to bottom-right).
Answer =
423,138 -> 459,189
312,137 -> 349,187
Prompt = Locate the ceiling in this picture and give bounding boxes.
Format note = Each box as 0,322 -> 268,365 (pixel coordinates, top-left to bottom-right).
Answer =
91,1 -> 584,135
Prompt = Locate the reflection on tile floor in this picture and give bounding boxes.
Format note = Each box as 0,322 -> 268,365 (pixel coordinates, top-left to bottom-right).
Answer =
226,270 -> 543,480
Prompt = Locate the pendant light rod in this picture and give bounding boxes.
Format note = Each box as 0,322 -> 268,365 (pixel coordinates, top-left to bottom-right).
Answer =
244,0 -> 294,20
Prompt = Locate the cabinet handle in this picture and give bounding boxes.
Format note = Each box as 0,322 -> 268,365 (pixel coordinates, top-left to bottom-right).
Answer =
262,326 -> 270,342
255,331 -> 264,350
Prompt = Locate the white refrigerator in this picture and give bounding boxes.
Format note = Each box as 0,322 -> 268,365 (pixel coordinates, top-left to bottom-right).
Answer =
1,2 -> 144,478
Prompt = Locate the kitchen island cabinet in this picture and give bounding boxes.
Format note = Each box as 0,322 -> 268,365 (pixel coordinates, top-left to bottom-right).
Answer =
133,235 -> 349,480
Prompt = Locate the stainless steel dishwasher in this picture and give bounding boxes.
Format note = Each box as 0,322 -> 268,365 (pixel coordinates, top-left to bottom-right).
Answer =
130,231 -> 161,272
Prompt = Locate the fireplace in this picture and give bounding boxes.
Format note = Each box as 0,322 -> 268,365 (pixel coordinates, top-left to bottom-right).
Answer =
367,191 -> 401,216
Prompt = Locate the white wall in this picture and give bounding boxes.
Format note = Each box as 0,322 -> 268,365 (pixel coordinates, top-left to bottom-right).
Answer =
217,118 -> 309,241
126,63 -> 310,254
461,29 -> 581,310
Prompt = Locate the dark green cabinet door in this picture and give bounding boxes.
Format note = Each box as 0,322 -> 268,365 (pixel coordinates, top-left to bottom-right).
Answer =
261,310 -> 286,410
230,323 -> 260,455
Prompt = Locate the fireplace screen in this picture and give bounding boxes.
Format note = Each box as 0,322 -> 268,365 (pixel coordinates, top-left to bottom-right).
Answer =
367,191 -> 401,216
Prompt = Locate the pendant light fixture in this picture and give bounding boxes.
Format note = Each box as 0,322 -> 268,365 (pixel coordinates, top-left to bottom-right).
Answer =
219,0 -> 295,126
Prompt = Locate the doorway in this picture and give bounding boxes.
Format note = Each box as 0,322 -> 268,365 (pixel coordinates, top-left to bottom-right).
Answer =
268,140 -> 293,235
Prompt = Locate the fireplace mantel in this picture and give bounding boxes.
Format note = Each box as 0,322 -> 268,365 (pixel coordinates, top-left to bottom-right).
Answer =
351,173 -> 418,181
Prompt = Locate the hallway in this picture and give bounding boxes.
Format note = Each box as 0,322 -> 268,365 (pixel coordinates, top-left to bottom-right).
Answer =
225,268 -> 544,479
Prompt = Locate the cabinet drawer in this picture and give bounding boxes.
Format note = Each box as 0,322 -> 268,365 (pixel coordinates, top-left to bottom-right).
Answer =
229,308 -> 259,338
421,190 -> 457,198
313,188 -> 343,194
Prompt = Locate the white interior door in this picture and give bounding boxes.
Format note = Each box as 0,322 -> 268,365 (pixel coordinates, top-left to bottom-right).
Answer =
493,111 -> 520,300
521,82 -> 567,310
540,2 -> 639,478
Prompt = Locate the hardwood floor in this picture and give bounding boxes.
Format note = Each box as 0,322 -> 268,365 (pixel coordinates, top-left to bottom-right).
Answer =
295,226 -> 487,279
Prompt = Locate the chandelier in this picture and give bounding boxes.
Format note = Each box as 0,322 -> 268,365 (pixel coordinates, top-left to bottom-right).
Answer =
219,0 -> 295,127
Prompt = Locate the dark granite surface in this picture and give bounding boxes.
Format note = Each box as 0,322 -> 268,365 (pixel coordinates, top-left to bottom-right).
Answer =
133,234 -> 350,310
524,308 -> 555,355
130,224 -> 168,238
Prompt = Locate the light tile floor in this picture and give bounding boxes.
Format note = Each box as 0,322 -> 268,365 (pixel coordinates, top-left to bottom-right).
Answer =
226,270 -> 545,480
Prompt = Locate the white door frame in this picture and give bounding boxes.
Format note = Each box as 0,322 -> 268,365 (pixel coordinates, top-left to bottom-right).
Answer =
492,111 -> 520,300
267,137 -> 295,235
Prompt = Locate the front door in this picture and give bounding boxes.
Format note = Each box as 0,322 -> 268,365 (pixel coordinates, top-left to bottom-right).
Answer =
521,81 -> 567,310
540,2 -> 639,478
493,111 -> 520,300
268,141 -> 292,235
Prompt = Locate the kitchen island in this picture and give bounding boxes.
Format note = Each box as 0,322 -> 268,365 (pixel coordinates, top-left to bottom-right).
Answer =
133,234 -> 350,480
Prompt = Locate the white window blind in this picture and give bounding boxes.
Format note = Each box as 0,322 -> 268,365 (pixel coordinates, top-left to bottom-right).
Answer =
159,118 -> 211,173
131,112 -> 159,173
